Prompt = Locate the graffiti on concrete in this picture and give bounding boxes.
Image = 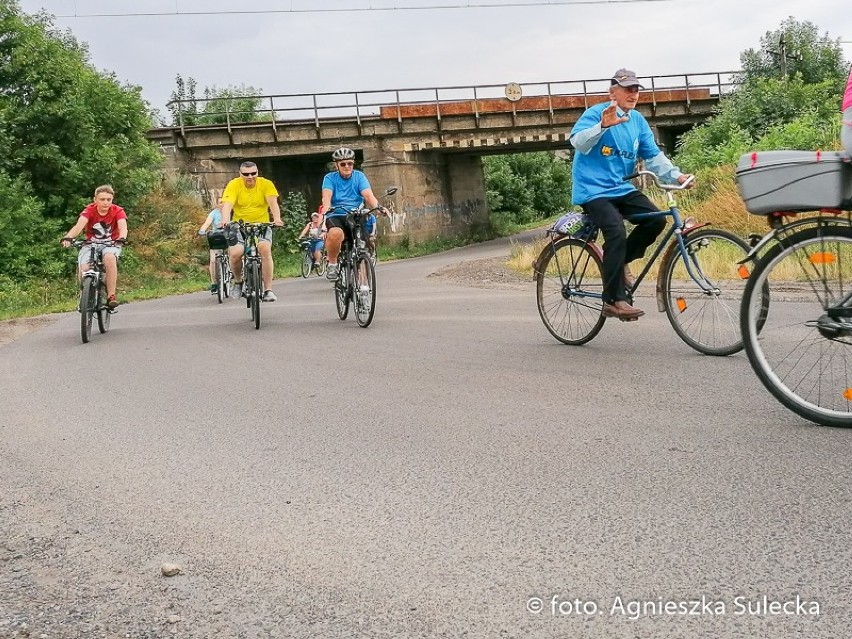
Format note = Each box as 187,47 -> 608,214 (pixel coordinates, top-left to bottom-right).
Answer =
380,196 -> 486,235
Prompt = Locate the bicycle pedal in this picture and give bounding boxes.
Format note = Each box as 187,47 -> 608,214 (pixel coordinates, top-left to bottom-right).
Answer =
619,316 -> 640,323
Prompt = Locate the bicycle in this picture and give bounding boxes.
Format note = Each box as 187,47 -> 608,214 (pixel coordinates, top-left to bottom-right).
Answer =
232,221 -> 275,330
737,150 -> 852,427
299,239 -> 327,278
200,228 -> 232,303
327,206 -> 379,327
534,171 -> 758,356
67,239 -> 123,344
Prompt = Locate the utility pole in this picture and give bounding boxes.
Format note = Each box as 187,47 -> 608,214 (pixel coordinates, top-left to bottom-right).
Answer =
768,33 -> 802,79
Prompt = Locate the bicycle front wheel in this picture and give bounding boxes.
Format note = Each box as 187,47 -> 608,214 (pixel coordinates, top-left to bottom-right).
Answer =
317,254 -> 327,277
661,228 -> 753,356
335,260 -> 350,320
249,261 -> 261,330
301,250 -> 311,278
80,277 -> 95,344
354,254 -> 376,327
741,225 -> 852,427
216,258 -> 226,303
535,237 -> 605,345
96,281 -> 111,334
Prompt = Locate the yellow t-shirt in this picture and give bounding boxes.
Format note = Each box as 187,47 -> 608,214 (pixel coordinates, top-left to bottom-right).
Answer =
222,176 -> 279,224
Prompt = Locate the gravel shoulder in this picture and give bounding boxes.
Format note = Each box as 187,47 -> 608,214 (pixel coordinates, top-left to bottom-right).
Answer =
0,316 -> 58,348
428,256 -> 532,291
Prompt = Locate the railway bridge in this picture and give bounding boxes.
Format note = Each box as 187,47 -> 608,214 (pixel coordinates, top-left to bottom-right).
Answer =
148,72 -> 734,240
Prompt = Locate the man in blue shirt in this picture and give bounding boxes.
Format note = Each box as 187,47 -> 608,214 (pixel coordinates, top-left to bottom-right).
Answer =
320,147 -> 386,281
570,68 -> 694,320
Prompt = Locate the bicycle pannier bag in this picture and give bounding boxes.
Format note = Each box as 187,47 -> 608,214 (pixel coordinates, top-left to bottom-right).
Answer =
735,150 -> 852,214
207,229 -> 229,250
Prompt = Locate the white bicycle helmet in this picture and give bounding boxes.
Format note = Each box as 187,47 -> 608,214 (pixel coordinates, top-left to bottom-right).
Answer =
331,147 -> 355,162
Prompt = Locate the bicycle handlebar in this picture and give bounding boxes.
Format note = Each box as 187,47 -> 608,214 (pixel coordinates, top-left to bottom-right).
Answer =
623,170 -> 695,191
63,238 -> 127,248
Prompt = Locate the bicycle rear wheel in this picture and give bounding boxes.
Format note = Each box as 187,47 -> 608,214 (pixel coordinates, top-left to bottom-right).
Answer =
660,228 -> 753,356
301,249 -> 311,278
80,277 -> 95,344
96,281 -> 111,334
249,261 -> 261,329
335,259 -> 351,320
354,254 -> 376,327
741,225 -> 852,427
535,237 -> 605,345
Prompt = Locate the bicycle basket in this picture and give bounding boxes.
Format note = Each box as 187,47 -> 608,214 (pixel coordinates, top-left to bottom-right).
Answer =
206,229 -> 229,250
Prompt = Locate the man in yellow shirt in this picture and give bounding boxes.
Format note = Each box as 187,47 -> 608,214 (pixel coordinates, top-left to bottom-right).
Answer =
220,162 -> 283,301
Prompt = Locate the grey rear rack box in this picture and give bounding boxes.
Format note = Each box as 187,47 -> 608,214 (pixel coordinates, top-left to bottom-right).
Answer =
735,150 -> 852,215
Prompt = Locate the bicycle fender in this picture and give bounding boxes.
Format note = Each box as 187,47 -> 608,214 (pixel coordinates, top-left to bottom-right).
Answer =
655,241 -> 680,313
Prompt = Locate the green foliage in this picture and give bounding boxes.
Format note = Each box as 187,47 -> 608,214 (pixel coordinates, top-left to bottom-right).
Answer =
274,191 -> 309,257
483,152 -> 572,231
167,75 -> 268,126
676,18 -> 849,170
0,171 -> 67,280
0,1 -> 162,217
739,18 -> 847,86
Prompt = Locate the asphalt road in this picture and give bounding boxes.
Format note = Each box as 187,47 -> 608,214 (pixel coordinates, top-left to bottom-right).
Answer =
2,233 -> 851,638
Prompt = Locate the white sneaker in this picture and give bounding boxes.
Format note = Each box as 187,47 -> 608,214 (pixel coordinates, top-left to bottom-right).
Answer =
326,264 -> 339,281
230,281 -> 243,298
262,290 -> 277,302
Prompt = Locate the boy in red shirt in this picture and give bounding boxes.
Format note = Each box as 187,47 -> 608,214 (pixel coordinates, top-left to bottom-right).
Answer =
61,185 -> 128,308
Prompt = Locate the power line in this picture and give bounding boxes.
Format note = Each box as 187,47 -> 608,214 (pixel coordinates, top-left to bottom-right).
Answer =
53,0 -> 676,19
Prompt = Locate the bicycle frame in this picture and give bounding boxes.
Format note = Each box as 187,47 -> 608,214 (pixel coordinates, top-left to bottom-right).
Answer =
547,192 -> 716,307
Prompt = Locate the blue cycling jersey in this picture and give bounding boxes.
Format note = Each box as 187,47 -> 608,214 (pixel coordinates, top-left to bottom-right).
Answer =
322,170 -> 372,214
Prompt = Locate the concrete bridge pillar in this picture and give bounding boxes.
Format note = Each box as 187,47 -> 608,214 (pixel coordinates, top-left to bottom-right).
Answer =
362,148 -> 490,243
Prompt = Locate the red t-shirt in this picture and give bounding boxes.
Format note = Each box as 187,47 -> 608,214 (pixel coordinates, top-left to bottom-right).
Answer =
81,203 -> 127,241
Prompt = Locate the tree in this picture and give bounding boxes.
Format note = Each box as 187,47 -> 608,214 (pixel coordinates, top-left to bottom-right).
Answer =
676,18 -> 849,169
0,1 -> 163,282
740,18 -> 847,85
167,75 -> 267,126
484,152 -> 572,228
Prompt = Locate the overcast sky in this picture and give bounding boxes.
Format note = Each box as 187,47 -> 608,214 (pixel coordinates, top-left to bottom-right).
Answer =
17,0 -> 852,120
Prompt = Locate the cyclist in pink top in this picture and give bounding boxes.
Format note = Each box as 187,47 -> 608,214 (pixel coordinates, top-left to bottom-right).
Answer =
842,66 -> 852,156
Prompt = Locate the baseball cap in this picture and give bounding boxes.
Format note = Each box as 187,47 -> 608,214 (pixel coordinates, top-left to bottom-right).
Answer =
611,68 -> 644,89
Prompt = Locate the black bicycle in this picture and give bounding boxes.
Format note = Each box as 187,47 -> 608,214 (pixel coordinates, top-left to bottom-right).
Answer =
201,228 -> 232,303
232,222 -> 275,330
66,239 -> 123,344
328,207 -> 380,327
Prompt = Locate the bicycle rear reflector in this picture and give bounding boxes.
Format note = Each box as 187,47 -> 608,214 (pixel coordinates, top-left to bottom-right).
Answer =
809,252 -> 836,265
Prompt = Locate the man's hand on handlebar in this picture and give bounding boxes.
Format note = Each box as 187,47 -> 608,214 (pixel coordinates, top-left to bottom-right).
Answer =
677,174 -> 697,189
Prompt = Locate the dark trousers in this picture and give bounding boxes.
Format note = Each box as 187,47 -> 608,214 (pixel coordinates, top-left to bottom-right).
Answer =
582,192 -> 665,303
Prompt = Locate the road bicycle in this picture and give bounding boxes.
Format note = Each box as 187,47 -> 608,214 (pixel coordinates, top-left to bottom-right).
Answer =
299,238 -> 327,278
201,228 -> 232,303
67,239 -> 123,344
232,222 -> 275,330
737,151 -> 852,427
534,172 -> 759,356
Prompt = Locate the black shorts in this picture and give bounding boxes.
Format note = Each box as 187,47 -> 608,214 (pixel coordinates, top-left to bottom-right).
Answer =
326,215 -> 354,242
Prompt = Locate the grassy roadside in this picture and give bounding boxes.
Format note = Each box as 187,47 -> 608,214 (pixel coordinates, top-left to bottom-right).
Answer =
0,166 -> 764,321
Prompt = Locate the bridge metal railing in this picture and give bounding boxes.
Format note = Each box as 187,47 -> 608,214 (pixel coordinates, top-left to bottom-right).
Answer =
165,71 -> 739,138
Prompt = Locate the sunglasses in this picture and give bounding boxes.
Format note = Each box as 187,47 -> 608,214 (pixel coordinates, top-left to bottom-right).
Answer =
240,171 -> 258,177
337,162 -> 354,167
